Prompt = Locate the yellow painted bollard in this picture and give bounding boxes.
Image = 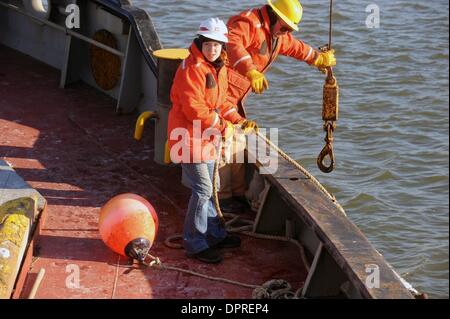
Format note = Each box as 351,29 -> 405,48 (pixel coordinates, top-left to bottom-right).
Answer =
134,111 -> 156,141
134,49 -> 189,165
164,140 -> 171,164
152,49 -> 190,165
0,197 -> 36,299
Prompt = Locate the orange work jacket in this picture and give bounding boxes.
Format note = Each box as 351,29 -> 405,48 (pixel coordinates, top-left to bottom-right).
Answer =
226,5 -> 318,116
168,43 -> 243,163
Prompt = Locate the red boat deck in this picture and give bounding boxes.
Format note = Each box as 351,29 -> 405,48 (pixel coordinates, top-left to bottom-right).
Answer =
0,44 -> 307,299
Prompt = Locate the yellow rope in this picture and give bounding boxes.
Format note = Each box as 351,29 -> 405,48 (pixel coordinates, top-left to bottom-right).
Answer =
212,139 -> 225,222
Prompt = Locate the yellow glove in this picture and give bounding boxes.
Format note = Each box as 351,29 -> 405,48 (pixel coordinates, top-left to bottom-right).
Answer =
246,69 -> 269,94
313,49 -> 336,68
223,121 -> 235,140
240,120 -> 258,134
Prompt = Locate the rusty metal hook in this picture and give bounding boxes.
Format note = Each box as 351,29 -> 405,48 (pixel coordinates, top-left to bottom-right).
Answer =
317,143 -> 335,173
317,122 -> 336,173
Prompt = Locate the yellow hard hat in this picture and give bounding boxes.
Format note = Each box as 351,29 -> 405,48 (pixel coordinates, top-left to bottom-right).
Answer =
267,0 -> 303,31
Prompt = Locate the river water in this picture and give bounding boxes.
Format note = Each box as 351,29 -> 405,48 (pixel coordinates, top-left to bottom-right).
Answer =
134,0 -> 449,298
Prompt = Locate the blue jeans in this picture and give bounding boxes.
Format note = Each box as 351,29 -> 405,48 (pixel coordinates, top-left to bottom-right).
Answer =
181,161 -> 227,255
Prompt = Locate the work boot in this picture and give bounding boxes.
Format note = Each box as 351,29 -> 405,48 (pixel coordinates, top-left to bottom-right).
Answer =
188,247 -> 223,264
233,195 -> 250,208
219,198 -> 245,213
216,235 -> 241,249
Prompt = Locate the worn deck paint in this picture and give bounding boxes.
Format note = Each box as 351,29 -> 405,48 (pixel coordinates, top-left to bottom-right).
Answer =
0,44 -> 307,299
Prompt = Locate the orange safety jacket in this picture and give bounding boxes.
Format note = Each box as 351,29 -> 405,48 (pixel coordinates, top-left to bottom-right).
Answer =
226,5 -> 318,116
168,42 -> 244,163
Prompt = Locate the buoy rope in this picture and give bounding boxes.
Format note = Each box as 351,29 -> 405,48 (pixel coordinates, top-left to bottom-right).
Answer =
141,254 -> 305,298
143,254 -> 260,289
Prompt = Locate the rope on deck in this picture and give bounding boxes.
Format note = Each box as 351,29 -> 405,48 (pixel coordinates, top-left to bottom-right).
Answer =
144,254 -> 260,290
142,253 -> 305,298
69,114 -> 313,297
159,212 -> 309,298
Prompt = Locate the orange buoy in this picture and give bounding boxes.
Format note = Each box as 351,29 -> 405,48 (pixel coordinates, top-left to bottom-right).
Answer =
99,193 -> 158,261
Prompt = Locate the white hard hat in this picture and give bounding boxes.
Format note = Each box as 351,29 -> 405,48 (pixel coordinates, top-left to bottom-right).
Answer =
197,17 -> 228,43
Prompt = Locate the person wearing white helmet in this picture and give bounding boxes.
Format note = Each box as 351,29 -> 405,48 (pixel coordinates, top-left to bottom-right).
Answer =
167,17 -> 244,264
197,17 -> 229,44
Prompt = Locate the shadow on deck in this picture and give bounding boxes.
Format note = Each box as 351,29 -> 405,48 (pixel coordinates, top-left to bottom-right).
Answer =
0,44 -> 307,299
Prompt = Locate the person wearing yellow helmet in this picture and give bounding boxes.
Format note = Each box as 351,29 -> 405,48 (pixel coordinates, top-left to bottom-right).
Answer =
269,0 -> 303,32
217,0 -> 336,213
227,0 -> 336,100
